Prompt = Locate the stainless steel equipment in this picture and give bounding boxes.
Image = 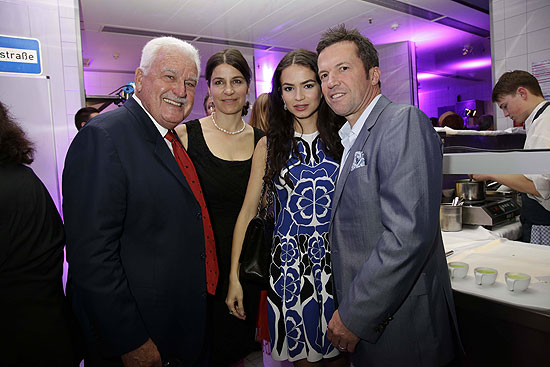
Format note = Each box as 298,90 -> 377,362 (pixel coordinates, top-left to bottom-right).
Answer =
455,179 -> 485,204
440,204 -> 462,232
461,198 -> 520,227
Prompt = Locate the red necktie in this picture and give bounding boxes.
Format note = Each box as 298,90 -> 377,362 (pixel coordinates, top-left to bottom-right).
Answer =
165,130 -> 218,295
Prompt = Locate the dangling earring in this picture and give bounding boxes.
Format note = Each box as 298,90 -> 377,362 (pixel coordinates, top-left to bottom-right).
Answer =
283,101 -> 287,110
209,104 -> 214,113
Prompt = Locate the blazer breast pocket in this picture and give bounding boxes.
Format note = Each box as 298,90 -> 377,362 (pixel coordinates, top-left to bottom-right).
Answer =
347,163 -> 369,179
350,151 -> 366,172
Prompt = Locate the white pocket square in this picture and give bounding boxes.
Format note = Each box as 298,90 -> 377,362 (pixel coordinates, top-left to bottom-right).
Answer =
350,151 -> 366,171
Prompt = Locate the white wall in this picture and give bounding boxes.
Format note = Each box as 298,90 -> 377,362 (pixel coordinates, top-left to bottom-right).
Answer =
377,41 -> 418,107
491,0 -> 550,129
0,0 -> 83,202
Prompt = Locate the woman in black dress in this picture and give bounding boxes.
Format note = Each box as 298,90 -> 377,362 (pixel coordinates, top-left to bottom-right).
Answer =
175,49 -> 263,366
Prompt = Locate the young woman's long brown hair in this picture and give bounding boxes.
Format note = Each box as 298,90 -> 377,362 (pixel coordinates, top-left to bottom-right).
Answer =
266,49 -> 344,185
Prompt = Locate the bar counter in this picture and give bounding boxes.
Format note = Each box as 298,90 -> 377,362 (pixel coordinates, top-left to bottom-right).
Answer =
442,226 -> 550,365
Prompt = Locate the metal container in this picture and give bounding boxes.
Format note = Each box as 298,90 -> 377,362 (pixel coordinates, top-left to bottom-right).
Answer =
455,179 -> 485,204
440,204 -> 462,232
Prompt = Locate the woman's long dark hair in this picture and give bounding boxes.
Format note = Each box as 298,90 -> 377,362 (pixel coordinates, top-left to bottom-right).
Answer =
266,49 -> 344,185
0,100 -> 34,165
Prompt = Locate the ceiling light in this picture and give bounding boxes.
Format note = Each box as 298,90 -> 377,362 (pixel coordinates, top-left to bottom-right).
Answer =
462,45 -> 473,56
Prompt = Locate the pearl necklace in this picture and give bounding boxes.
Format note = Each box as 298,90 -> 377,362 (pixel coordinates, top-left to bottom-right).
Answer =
211,112 -> 246,135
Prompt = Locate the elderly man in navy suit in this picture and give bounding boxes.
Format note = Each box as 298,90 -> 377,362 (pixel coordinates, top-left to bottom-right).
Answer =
317,25 -> 460,366
63,37 -> 213,366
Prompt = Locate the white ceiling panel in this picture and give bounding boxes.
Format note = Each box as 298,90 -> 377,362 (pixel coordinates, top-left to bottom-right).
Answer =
263,0 -> 370,47
228,0 -> 347,45
81,31 -> 147,73
79,0 -> 492,93
277,4 -> 396,49
80,0 -> 146,27
161,0 -> 245,35
200,0 -> 297,41
405,0 -> 489,29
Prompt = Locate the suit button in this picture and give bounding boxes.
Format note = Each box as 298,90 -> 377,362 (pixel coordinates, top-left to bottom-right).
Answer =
196,211 -> 202,220
200,253 -> 206,259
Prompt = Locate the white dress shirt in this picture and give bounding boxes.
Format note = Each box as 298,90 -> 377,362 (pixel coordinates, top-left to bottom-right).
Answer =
133,94 -> 173,155
523,100 -> 550,210
338,94 -> 382,178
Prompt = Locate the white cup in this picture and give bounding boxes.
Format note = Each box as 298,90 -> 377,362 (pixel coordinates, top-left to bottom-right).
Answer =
505,272 -> 531,292
474,267 -> 498,286
448,262 -> 469,279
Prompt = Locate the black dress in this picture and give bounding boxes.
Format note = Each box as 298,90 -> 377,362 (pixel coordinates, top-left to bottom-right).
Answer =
186,119 -> 264,366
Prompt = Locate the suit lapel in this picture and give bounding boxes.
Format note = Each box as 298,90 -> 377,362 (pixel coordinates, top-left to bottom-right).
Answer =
331,96 -> 392,223
123,98 -> 194,196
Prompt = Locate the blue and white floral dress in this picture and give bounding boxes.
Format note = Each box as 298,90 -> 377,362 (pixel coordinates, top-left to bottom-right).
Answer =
268,131 -> 340,362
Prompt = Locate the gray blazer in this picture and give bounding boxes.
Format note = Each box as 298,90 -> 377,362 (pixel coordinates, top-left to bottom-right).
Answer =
330,95 -> 459,366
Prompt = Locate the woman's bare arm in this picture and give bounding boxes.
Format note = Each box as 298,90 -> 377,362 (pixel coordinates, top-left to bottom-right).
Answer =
226,137 -> 268,319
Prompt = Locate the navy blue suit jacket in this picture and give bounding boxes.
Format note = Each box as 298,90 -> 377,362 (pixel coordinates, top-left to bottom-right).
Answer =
63,98 -> 207,364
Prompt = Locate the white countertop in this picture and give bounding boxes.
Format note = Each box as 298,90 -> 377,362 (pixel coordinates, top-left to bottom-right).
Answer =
442,229 -> 550,313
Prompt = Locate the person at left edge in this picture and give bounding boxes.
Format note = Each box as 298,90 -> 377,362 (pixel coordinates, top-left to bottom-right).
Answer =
63,36 -> 210,367
0,100 -> 81,367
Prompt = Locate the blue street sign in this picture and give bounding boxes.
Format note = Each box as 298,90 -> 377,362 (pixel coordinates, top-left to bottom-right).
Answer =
0,35 -> 42,75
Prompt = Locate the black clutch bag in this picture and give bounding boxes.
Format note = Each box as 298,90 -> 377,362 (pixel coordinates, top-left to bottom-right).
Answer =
239,214 -> 273,287
239,171 -> 273,288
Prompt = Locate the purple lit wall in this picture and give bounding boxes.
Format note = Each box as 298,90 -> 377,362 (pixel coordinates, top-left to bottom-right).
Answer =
416,38 -> 492,121
253,50 -> 285,96
418,78 -> 493,120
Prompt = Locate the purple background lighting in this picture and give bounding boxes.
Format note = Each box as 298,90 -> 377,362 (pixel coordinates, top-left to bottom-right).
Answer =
452,58 -> 492,70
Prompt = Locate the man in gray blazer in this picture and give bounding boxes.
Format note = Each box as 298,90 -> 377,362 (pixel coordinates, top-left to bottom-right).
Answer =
317,25 -> 459,366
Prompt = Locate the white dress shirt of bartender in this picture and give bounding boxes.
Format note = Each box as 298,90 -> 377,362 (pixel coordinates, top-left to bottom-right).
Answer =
472,70 -> 550,244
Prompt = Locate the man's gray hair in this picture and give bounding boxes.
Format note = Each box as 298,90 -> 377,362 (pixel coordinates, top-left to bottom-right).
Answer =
139,36 -> 201,76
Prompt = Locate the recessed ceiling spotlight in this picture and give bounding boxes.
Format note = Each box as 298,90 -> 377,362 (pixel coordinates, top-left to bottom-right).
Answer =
391,23 -> 399,31
113,53 -> 120,59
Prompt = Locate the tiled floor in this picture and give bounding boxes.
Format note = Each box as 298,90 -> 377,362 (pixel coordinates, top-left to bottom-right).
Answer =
243,344 -> 294,367
243,351 -> 264,367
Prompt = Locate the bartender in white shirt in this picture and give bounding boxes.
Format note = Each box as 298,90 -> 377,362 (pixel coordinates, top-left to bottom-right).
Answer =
471,70 -> 550,245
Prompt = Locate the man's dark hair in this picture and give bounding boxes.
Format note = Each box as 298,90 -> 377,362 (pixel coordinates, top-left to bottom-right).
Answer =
316,24 -> 380,86
0,100 -> 35,165
492,70 -> 544,102
477,114 -> 494,131
203,94 -> 213,115
75,107 -> 99,131
440,112 -> 465,130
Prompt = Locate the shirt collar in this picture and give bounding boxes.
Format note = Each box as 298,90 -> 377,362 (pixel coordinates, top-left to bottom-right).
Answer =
525,100 -> 549,131
133,94 -> 169,137
338,94 -> 382,141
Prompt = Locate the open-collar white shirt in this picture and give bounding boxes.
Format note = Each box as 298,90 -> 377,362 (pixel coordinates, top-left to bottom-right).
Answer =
523,100 -> 550,209
337,94 -> 382,178
133,94 -> 174,155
